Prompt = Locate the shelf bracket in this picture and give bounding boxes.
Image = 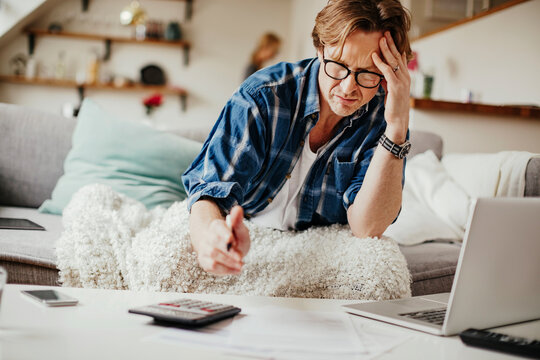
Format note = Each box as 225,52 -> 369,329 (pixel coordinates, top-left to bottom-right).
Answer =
183,46 -> 190,66
77,85 -> 85,103
82,0 -> 90,12
28,33 -> 36,56
185,0 -> 193,21
179,94 -> 187,112
73,85 -> 86,117
103,39 -> 112,61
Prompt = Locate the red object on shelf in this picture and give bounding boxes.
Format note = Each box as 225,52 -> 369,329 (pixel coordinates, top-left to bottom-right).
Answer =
408,51 -> 418,71
143,93 -> 164,115
143,93 -> 163,107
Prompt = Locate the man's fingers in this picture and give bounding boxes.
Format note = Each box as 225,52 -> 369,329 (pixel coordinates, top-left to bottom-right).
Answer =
209,220 -> 234,251
228,205 -> 251,257
229,205 -> 244,228
379,37 -> 399,70
372,52 -> 395,80
233,222 -> 250,257
198,242 -> 243,275
199,255 -> 241,276
209,247 -> 243,270
384,31 -> 402,61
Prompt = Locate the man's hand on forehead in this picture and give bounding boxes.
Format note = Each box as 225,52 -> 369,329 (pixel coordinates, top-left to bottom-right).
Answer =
371,31 -> 410,133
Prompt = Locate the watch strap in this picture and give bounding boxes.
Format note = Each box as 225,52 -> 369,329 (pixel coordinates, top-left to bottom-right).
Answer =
378,134 -> 411,159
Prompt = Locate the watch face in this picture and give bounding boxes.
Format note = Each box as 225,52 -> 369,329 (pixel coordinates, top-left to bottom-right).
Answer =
399,143 -> 412,159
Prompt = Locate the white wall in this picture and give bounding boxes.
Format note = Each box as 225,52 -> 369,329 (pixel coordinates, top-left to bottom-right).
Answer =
288,0 -> 326,60
410,0 -> 540,154
411,0 -> 540,105
0,0 -> 293,131
411,111 -> 540,153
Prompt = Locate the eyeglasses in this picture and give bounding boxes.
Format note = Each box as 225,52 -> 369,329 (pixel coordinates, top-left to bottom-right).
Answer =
322,54 -> 384,89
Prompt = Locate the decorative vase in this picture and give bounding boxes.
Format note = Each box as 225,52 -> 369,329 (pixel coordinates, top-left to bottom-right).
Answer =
422,75 -> 434,99
165,21 -> 182,41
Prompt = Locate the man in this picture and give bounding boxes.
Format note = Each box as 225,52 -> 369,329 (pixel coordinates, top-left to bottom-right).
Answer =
182,0 -> 412,276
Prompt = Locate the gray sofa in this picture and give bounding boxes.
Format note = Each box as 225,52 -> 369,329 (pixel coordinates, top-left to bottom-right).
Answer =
1,103 -> 539,296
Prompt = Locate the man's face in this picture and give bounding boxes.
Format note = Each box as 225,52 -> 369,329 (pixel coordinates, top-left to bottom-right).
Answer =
317,30 -> 383,118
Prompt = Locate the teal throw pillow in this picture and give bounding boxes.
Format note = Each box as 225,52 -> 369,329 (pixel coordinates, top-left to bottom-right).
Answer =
39,99 -> 202,215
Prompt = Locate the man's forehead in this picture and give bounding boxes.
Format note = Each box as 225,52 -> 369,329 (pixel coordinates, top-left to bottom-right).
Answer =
326,47 -> 381,71
326,30 -> 383,70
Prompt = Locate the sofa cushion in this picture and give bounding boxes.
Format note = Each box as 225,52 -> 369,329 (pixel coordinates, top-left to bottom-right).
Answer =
399,242 -> 461,296
39,99 -> 203,215
0,103 -> 75,208
0,206 -> 60,269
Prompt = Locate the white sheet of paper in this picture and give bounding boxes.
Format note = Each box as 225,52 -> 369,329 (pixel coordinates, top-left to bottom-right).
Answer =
350,318 -> 412,359
228,306 -> 366,355
145,306 -> 411,360
143,319 -> 274,359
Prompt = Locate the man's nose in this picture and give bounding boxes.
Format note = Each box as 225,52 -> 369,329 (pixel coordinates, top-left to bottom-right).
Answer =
340,73 -> 358,94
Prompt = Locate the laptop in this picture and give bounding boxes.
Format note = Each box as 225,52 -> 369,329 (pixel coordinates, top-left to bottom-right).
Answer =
343,197 -> 540,336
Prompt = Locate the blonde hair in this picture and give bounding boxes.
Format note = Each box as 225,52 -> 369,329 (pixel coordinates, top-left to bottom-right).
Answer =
251,32 -> 281,66
312,0 -> 412,61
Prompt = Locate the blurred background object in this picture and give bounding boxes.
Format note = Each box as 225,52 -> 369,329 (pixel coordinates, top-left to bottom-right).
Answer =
119,1 -> 146,26
244,32 -> 281,80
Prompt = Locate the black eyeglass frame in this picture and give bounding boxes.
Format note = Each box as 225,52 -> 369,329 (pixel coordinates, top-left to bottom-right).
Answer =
322,55 -> 384,89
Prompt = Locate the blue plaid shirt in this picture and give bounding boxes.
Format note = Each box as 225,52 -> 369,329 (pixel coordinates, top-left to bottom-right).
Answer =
182,57 -> 400,230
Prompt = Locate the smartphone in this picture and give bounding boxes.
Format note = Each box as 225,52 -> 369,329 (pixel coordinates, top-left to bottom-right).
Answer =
0,217 -> 45,231
21,289 -> 79,307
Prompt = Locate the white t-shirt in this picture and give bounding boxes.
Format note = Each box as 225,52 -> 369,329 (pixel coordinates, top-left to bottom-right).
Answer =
251,134 -> 322,230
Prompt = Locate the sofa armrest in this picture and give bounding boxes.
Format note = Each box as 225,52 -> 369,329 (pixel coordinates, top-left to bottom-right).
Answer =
525,157 -> 540,197
409,130 -> 443,160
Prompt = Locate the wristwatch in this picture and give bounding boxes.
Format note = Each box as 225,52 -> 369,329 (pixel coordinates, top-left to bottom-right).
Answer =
378,134 -> 411,159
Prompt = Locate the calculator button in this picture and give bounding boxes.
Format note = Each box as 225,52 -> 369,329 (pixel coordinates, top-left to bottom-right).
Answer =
173,300 -> 190,305
158,303 -> 180,308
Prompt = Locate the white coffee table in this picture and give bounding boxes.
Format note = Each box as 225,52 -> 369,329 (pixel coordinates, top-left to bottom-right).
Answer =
1,284 -> 538,359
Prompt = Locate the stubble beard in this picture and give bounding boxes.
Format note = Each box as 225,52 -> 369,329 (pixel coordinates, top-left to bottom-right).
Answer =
329,93 -> 362,118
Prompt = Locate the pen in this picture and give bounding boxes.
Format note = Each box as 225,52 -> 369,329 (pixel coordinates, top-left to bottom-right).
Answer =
225,215 -> 233,251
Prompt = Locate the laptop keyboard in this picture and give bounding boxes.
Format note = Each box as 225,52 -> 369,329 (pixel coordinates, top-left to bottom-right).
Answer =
400,308 -> 447,325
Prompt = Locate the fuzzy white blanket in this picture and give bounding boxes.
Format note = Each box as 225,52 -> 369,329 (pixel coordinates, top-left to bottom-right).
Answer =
57,184 -> 411,300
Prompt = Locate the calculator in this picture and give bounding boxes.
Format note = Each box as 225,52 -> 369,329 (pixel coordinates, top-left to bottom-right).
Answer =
128,298 -> 241,327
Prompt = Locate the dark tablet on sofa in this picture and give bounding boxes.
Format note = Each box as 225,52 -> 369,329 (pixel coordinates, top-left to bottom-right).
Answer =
0,217 -> 45,231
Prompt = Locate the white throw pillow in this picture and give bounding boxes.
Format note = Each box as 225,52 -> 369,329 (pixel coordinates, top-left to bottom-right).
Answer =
384,150 -> 471,245
442,152 -> 537,198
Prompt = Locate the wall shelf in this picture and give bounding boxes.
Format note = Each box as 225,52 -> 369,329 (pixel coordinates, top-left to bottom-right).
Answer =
26,29 -> 191,65
0,75 -> 188,111
410,98 -> 540,119
82,0 -> 194,21
412,0 -> 530,42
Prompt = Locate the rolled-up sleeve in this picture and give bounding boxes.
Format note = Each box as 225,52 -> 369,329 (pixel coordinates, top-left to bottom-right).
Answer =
342,145 -> 377,211
181,87 -> 268,213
